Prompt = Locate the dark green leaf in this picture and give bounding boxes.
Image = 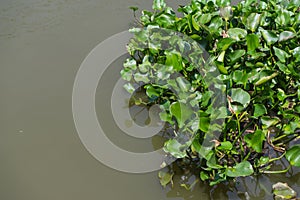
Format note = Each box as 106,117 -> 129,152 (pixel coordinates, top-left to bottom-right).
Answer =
245,130 -> 265,152
246,34 -> 260,51
285,145 -> 300,167
253,104 -> 267,118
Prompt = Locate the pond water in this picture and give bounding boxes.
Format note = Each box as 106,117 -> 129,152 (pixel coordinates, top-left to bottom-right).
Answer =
0,0 -> 299,200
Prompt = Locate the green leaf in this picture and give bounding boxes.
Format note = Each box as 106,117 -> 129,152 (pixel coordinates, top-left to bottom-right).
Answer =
261,116 -> 280,129
163,139 -> 188,158
227,28 -> 247,41
217,141 -> 233,151
199,116 -> 210,132
292,47 -> 300,62
158,171 -> 174,187
260,29 -> 278,45
170,102 -> 193,128
226,50 -> 245,64
279,31 -> 296,42
253,104 -> 267,118
199,14 -> 211,24
275,9 -> 291,26
285,145 -> 300,167
246,13 -> 261,32
192,15 -> 200,31
129,6 -> 138,12
226,161 -> 254,177
272,182 -> 297,200
220,6 -> 232,21
152,0 -> 166,10
246,34 -> 260,51
208,17 -> 223,33
244,130 -> 265,153
273,47 -> 290,63
217,38 -> 235,51
254,72 -> 279,86
230,88 -> 251,106
145,85 -> 162,98
123,83 -> 135,94
165,52 -> 183,71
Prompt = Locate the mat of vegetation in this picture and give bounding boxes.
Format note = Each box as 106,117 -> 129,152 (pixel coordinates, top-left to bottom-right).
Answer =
121,0 -> 300,187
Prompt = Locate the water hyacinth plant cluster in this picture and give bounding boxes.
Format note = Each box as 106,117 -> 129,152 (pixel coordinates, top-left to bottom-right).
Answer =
121,0 -> 300,186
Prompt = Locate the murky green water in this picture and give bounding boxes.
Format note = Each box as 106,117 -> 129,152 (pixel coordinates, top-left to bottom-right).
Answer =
0,0 -> 299,199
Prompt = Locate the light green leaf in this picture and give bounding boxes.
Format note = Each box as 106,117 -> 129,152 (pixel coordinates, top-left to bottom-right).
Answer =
230,88 -> 251,106
152,0 -> 166,10
199,14 -> 211,24
158,171 -> 174,187
163,139 -> 187,158
260,29 -> 278,45
227,50 -> 245,64
273,47 -> 290,63
279,31 -> 296,42
226,161 -> 254,177
217,141 -> 233,151
246,13 -> 261,32
227,28 -> 247,41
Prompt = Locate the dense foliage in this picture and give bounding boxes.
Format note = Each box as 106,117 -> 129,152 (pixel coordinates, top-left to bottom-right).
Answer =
122,0 -> 300,186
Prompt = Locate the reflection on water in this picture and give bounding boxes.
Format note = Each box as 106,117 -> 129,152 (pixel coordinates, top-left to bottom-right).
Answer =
0,0 -> 299,199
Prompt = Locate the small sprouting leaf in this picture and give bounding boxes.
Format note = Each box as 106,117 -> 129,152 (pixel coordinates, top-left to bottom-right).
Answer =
123,83 -> 135,94
279,31 -> 296,42
226,161 -> 254,177
246,34 -> 260,51
230,88 -> 251,107
192,15 -> 200,31
129,6 -> 138,12
152,0 -> 166,10
253,104 -> 267,118
273,47 -> 290,63
285,145 -> 300,167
